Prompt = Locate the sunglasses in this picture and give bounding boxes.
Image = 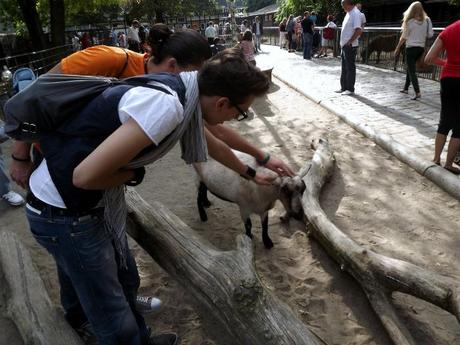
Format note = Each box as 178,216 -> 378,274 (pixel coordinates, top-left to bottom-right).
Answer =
231,101 -> 249,121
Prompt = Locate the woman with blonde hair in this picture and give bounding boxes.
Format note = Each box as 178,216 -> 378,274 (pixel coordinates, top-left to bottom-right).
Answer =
394,1 -> 433,100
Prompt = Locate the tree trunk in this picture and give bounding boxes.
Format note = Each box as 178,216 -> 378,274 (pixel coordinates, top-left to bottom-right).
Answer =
125,189 -> 324,345
155,9 -> 164,24
49,0 -> 66,47
0,231 -> 83,345
299,139 -> 460,345
17,0 -> 47,51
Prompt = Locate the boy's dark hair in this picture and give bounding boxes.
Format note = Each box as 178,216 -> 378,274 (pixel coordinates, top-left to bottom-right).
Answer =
243,30 -> 253,41
198,48 -> 269,105
148,23 -> 211,67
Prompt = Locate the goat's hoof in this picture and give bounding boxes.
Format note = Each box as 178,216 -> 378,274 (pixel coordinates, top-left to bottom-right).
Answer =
263,238 -> 274,249
203,200 -> 212,208
199,212 -> 208,222
245,232 -> 253,239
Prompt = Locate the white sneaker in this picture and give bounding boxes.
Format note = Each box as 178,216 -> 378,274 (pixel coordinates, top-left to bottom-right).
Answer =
2,191 -> 25,206
136,296 -> 162,315
341,90 -> 354,96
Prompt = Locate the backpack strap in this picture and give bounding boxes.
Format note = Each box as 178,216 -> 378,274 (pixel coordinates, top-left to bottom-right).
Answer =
116,49 -> 130,78
123,73 -> 186,105
122,79 -> 172,96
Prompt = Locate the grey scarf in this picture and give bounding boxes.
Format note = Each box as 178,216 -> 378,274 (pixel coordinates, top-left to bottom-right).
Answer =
103,71 -> 207,267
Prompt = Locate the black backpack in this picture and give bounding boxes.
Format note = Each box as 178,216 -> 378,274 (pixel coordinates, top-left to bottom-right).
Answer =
3,73 -> 174,142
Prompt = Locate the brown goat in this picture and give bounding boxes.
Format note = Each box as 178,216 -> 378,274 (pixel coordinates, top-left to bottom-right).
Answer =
361,34 -> 399,64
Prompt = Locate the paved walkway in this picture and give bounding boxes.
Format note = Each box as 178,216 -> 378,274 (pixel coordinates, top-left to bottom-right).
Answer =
255,45 -> 442,162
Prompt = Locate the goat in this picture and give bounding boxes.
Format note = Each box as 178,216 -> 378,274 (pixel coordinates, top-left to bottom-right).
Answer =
193,150 -> 305,249
361,34 -> 398,64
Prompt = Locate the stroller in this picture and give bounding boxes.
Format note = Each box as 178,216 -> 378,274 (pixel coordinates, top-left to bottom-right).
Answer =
12,67 -> 36,94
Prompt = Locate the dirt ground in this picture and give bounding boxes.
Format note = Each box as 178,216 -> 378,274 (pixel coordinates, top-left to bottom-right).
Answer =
1,78 -> 459,345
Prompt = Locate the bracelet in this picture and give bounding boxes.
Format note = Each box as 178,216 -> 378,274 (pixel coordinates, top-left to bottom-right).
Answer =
256,153 -> 270,166
11,154 -> 31,162
240,165 -> 257,180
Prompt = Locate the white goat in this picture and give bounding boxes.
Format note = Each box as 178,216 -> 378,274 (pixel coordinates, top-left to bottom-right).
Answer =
193,150 -> 305,248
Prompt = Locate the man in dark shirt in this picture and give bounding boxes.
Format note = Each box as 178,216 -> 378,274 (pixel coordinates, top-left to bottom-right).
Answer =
301,11 -> 314,60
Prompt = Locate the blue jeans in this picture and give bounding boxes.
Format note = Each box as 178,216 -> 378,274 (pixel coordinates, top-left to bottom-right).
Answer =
303,33 -> 313,59
0,144 -> 10,196
340,45 -> 358,92
26,205 -> 149,345
254,34 -> 261,51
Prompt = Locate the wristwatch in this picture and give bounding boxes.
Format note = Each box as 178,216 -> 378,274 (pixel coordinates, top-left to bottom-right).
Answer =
240,165 -> 257,180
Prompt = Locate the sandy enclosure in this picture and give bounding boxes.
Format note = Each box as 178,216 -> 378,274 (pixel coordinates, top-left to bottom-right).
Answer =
1,78 -> 460,345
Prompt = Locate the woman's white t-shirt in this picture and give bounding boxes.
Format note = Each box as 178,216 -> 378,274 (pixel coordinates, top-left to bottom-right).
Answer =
29,84 -> 184,208
402,18 -> 433,48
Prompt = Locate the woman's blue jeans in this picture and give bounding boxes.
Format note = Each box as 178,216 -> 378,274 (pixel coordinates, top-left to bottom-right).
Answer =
26,206 -> 149,345
0,144 -> 11,196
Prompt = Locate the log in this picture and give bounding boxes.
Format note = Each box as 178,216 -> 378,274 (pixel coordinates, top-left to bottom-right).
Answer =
0,231 -> 82,345
300,139 -> 460,345
125,189 -> 324,345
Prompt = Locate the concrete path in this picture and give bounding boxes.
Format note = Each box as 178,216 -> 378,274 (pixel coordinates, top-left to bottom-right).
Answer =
255,45 -> 442,162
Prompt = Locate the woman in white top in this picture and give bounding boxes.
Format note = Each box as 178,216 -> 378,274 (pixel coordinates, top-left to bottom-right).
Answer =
25,49 -> 286,345
394,1 -> 433,100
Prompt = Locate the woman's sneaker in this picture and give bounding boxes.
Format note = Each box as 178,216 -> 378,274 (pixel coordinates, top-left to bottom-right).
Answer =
148,332 -> 178,345
2,191 -> 24,206
136,296 -> 162,315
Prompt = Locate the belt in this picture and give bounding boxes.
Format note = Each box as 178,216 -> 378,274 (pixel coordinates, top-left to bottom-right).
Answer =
26,192 -> 103,218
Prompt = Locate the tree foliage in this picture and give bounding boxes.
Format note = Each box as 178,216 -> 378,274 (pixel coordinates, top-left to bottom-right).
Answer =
1,0 -> 219,51
275,0 -> 341,22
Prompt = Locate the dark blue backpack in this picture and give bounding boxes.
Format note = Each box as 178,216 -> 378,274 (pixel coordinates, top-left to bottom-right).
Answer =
4,73 -> 182,142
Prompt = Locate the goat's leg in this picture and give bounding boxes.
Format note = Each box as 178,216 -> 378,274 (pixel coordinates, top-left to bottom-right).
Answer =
261,211 -> 273,249
197,182 -> 210,221
239,208 -> 253,239
198,182 -> 211,207
244,218 -> 253,239
377,51 -> 381,64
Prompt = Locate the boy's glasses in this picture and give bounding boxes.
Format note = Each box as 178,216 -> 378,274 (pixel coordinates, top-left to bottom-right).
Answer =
231,101 -> 249,121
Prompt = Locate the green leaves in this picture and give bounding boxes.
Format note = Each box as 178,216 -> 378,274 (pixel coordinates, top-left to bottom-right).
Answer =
276,0 -> 341,22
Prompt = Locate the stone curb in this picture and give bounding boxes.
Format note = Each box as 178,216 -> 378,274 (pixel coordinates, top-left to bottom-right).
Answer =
272,72 -> 460,201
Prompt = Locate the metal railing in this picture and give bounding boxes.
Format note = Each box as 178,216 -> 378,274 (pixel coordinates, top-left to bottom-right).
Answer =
261,26 -> 444,81
0,44 -> 74,103
0,44 -> 74,76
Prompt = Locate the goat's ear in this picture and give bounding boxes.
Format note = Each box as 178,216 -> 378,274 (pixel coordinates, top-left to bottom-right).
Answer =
279,176 -> 292,193
298,180 -> 306,193
272,177 -> 283,187
292,176 -> 306,193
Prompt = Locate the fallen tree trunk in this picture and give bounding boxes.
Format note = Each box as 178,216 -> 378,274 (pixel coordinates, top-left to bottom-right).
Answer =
300,139 -> 460,345
125,189 -> 323,345
0,231 -> 82,345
